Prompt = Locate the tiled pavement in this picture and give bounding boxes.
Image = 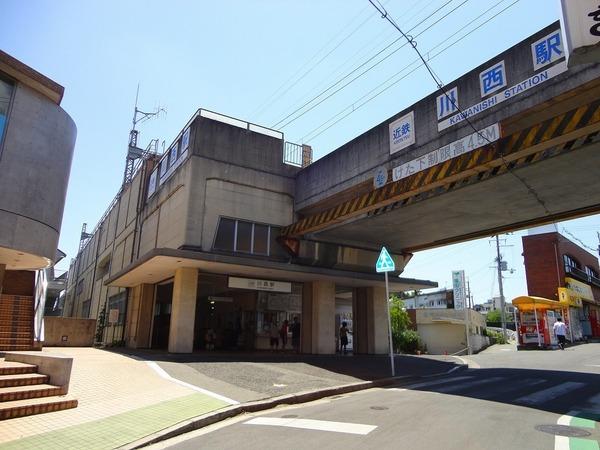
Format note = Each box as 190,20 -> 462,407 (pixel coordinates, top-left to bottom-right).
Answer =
0,348 -> 230,449
0,348 -> 461,449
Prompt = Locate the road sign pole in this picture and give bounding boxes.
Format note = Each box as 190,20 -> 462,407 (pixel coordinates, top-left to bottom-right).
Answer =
385,271 -> 395,377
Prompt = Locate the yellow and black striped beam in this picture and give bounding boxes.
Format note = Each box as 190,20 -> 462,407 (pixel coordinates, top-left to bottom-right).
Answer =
281,99 -> 600,240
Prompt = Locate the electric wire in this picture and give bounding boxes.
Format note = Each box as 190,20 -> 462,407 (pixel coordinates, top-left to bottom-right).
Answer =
367,0 -> 553,219
270,0 -> 461,129
302,0 -> 516,142
561,227 -> 598,253
275,0 -> 440,122
249,2 -> 379,121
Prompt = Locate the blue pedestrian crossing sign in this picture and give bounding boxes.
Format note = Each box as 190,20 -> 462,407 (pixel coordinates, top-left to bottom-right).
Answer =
375,246 -> 395,273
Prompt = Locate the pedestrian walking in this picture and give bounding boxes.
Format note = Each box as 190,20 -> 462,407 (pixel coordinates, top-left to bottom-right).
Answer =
553,317 -> 568,350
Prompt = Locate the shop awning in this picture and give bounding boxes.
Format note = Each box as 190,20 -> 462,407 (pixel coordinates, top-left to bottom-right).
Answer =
511,296 -> 565,311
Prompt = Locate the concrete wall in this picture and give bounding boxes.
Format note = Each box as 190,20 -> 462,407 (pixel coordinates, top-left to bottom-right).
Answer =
0,82 -> 75,269
43,317 -> 96,346
294,21 -> 599,211
418,323 -> 466,355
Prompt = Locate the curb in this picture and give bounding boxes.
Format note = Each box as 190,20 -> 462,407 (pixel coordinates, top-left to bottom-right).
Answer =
120,363 -> 467,449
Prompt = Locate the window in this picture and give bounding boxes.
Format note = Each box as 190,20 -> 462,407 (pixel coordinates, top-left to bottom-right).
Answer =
253,224 -> 269,255
213,217 -> 287,258
108,292 -> 127,326
564,254 -> 580,271
81,299 -> 91,318
76,279 -> 85,295
214,218 -> 235,251
159,157 -> 168,177
0,75 -> 14,145
169,142 -> 179,167
236,221 -> 252,253
586,266 -> 599,279
269,226 -> 287,258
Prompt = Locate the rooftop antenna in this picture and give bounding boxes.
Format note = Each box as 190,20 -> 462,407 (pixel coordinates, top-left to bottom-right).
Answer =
123,84 -> 165,184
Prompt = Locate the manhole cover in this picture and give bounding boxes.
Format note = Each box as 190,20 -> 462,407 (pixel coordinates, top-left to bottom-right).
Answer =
281,414 -> 298,418
370,406 -> 389,411
535,424 -> 592,438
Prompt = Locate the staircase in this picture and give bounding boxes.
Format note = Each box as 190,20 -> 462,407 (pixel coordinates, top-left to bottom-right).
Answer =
0,359 -> 77,420
0,295 -> 34,351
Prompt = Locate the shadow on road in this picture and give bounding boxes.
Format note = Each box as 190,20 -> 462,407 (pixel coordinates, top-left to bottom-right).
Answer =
395,367 -> 600,422
105,347 -> 460,381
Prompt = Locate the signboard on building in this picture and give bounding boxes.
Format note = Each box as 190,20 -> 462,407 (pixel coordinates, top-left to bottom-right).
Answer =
392,123 -> 499,182
108,308 -> 120,325
558,287 -> 583,308
436,87 -> 459,120
564,277 -> 594,302
228,276 -> 291,293
373,166 -> 388,189
438,61 -> 567,131
531,29 -> 565,71
452,270 -> 466,310
561,0 -> 600,67
389,111 -> 415,155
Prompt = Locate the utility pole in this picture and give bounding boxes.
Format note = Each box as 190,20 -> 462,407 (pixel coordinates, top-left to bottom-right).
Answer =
467,280 -> 473,309
597,231 -> 600,257
495,235 -> 508,341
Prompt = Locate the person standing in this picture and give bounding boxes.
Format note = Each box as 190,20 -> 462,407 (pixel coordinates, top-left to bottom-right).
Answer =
280,319 -> 289,349
269,320 -> 280,351
553,317 -> 568,350
339,321 -> 351,354
291,316 -> 301,353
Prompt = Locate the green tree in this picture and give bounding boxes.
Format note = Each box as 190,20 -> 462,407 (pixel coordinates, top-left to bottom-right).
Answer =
486,309 -> 502,323
389,294 -> 413,352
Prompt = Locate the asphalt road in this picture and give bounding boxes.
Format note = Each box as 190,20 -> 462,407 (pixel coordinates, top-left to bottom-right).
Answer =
149,344 -> 600,450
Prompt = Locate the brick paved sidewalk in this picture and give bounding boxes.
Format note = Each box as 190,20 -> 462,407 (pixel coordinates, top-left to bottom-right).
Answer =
0,348 -> 230,450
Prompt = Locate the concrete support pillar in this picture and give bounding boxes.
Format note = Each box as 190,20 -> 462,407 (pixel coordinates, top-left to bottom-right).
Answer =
353,286 -> 389,355
168,268 -> 198,353
125,284 -> 155,349
310,280 -> 336,354
367,286 -> 389,355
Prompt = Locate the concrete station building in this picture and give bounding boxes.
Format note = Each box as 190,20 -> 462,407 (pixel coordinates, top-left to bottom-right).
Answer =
64,20 -> 600,355
0,50 -> 76,350
63,111 -> 434,354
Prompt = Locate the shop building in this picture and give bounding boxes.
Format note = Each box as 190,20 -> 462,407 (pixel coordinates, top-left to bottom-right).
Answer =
521,226 -> 600,343
0,51 -> 76,350
63,109 -> 435,354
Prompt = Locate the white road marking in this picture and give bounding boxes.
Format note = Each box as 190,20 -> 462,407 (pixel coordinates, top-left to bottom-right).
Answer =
556,414 -> 573,426
554,435 -> 570,450
435,377 -> 504,394
514,382 -> 585,406
572,392 -> 600,413
402,376 -> 474,390
145,361 -> 239,404
243,417 -> 377,435
453,356 -> 481,369
475,378 -> 547,400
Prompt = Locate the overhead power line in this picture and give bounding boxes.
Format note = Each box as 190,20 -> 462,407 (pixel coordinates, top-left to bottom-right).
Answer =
301,0 -> 516,142
363,0 -> 552,220
561,227 -> 597,253
249,1 -> 380,121
272,0 -> 467,130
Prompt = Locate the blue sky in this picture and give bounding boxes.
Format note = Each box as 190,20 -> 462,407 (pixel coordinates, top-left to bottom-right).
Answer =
1,0 -> 599,304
